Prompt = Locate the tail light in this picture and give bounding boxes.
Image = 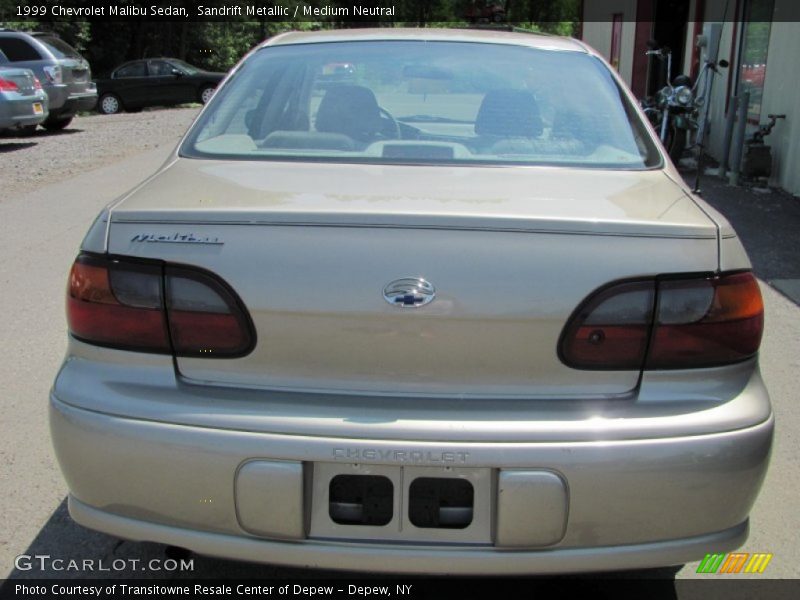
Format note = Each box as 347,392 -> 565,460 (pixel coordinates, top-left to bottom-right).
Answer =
67,254 -> 254,357
43,65 -> 62,85
165,266 -> 255,356
559,271 -> 763,370
67,256 -> 169,352
559,281 -> 655,370
647,272 -> 763,368
33,77 -> 43,90
0,77 -> 20,92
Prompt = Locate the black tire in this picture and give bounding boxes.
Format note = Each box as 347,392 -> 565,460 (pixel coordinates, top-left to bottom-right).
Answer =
666,126 -> 687,163
98,93 -> 123,115
199,85 -> 216,105
42,116 -> 73,131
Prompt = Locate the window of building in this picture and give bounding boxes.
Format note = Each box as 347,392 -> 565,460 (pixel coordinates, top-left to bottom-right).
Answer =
737,0 -> 774,124
610,14 -> 623,72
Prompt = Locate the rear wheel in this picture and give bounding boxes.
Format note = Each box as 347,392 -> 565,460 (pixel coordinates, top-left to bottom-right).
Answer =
98,93 -> 123,115
42,116 -> 73,131
199,85 -> 215,105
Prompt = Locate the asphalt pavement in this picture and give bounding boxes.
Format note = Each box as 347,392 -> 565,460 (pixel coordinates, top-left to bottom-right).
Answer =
690,172 -> 800,306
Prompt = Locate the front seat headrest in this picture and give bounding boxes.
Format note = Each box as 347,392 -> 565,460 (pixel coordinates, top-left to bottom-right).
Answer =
475,89 -> 543,137
315,84 -> 383,142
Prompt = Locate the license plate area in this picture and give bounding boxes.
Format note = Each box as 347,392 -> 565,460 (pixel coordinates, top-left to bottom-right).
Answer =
329,474 -> 394,526
32,102 -> 43,115
310,463 -> 493,544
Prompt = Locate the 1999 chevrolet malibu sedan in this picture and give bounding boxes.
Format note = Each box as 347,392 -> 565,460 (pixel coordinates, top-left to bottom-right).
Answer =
51,29 -> 773,574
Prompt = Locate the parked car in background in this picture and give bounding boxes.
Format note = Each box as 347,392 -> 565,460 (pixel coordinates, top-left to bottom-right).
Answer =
53,29 -> 772,575
0,63 -> 49,132
0,30 -> 96,131
95,58 -> 225,114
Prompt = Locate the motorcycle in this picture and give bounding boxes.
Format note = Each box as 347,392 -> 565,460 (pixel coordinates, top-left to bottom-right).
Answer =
640,42 -> 727,163
640,44 -> 696,162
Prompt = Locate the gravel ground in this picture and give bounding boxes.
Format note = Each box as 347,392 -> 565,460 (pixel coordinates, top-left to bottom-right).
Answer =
0,107 -> 200,197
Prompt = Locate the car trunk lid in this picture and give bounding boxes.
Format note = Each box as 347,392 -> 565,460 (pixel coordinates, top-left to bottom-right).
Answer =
1,68 -> 36,95
105,159 -> 719,398
63,61 -> 89,82
59,58 -> 92,94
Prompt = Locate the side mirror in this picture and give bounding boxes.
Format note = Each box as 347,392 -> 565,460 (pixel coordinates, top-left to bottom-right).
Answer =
171,69 -> 184,78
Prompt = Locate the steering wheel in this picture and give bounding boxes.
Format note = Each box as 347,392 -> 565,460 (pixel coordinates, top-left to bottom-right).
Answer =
378,107 -> 401,139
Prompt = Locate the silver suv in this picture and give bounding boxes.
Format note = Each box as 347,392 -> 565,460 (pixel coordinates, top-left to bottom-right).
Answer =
0,30 -> 96,131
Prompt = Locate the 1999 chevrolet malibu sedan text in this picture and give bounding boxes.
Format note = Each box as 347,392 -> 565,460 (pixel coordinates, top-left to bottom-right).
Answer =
51,28 -> 773,574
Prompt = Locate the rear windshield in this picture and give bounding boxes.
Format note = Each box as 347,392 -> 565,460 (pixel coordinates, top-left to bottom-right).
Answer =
182,40 -> 660,169
36,36 -> 82,59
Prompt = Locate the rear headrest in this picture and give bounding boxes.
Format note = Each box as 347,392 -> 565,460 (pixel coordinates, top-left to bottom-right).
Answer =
316,84 -> 382,142
475,89 -> 542,137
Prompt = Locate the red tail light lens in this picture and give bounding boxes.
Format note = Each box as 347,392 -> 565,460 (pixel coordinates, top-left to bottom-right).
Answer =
560,272 -> 763,370
43,65 -> 62,84
165,266 -> 254,356
67,255 -> 254,357
67,256 -> 169,352
559,281 -> 655,369
33,77 -> 43,90
0,77 -> 20,92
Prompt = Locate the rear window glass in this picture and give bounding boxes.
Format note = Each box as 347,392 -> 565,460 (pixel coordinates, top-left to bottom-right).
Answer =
183,40 -> 660,169
0,38 -> 42,62
35,36 -> 82,59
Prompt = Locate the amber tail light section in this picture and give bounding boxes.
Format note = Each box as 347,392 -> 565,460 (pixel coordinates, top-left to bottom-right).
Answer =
646,272 -> 763,369
67,254 -> 254,357
560,272 -> 764,371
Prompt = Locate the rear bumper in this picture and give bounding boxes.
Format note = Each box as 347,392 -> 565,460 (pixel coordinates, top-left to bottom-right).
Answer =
0,93 -> 48,129
65,88 -> 97,113
69,495 -> 749,575
45,84 -> 97,117
43,83 -> 68,110
50,390 -> 773,574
